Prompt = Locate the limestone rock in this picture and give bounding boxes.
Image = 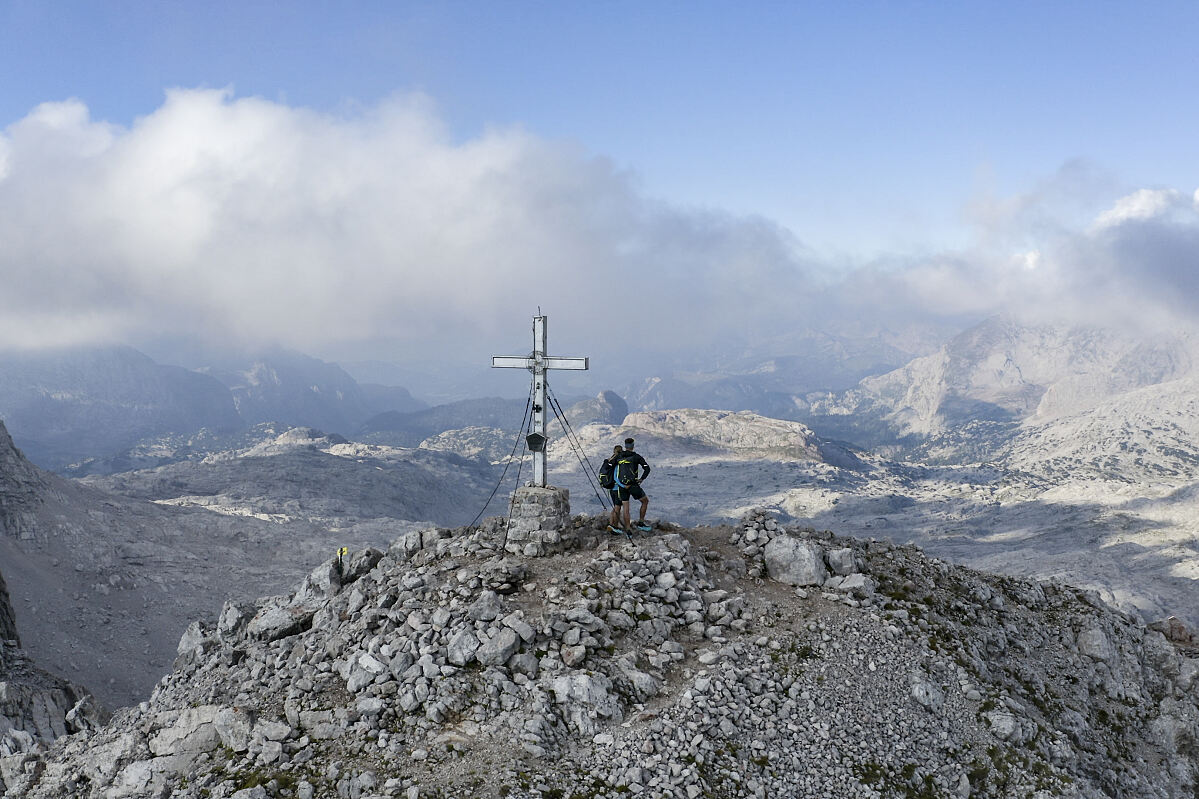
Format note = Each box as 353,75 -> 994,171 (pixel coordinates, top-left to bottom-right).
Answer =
477,628 -> 520,666
1077,627 -> 1115,662
467,590 -> 505,622
447,629 -> 481,666
246,597 -> 317,642
763,535 -> 827,587
826,547 -> 857,576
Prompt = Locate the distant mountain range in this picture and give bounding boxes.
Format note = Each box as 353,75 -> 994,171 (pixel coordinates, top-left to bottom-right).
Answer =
0,346 -> 241,472
0,319 -> 941,473
0,346 -> 427,473
794,317 -> 1199,460
4,317 -> 1198,475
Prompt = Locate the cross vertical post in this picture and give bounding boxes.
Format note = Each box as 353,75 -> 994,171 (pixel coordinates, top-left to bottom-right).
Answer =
492,315 -> 588,487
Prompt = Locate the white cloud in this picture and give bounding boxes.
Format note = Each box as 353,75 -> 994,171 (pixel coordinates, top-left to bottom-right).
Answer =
0,90 -> 820,366
1090,188 -> 1186,231
835,173 -> 1199,342
2,89 -> 1198,371
1017,250 -> 1041,270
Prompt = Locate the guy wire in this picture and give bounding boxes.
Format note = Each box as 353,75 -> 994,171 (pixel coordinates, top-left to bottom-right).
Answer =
467,373 -> 535,529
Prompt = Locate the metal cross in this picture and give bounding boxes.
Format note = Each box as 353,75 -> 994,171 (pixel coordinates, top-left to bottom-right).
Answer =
492,315 -> 588,487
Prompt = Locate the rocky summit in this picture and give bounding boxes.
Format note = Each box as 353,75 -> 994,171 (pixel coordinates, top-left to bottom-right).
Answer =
6,509 -> 1199,798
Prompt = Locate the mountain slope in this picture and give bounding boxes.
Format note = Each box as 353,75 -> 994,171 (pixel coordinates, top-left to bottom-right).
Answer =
999,375 -> 1199,484
360,397 -> 533,447
0,568 -> 19,644
202,350 -> 379,435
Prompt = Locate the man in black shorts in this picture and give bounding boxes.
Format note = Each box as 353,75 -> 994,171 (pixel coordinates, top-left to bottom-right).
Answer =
615,437 -> 651,532
601,445 -> 627,533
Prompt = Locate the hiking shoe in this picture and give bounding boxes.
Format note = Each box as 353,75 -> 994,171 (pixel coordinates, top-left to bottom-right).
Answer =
607,525 -> 625,534
635,522 -> 652,532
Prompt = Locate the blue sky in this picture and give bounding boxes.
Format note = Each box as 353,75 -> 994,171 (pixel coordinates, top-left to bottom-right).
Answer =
2,1 -> 1198,368
5,1 -> 1196,255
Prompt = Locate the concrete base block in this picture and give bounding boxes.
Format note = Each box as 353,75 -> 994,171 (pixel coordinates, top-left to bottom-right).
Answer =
505,485 -> 574,557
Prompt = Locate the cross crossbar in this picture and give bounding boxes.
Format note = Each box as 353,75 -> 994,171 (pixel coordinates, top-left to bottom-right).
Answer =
491,315 -> 588,487
491,356 -> 589,370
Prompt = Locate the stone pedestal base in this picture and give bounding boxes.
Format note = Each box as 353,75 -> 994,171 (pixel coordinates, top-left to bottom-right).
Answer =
505,485 -> 573,557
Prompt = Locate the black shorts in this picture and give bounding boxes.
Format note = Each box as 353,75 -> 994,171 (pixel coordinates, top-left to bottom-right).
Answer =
618,483 -> 646,502
608,488 -> 622,506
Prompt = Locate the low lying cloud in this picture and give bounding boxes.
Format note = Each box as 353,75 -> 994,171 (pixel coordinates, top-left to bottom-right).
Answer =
1,89 -> 1197,371
848,176 -> 1199,339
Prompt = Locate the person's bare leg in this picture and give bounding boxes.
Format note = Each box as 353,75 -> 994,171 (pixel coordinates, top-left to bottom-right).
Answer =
638,496 -> 649,523
622,501 -> 633,530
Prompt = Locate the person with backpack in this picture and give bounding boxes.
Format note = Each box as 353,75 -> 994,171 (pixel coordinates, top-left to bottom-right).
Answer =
598,445 -> 627,533
614,437 -> 652,532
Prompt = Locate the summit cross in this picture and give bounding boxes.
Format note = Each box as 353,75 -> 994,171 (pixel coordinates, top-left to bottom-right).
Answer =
492,315 -> 588,487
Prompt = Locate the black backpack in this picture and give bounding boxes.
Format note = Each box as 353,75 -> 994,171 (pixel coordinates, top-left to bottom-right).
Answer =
615,455 -> 638,487
598,459 -> 615,489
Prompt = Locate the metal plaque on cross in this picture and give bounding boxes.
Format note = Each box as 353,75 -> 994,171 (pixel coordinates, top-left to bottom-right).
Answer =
492,315 -> 588,487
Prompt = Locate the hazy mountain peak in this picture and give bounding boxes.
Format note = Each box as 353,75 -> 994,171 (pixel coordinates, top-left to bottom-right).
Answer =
858,317 -> 1198,439
0,347 -> 242,472
564,390 -> 628,426
236,426 -> 350,458
202,350 -> 375,435
624,408 -> 821,457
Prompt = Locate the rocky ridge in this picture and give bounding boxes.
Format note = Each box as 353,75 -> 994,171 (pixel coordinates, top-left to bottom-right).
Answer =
8,510 -> 1199,798
545,409 -> 847,468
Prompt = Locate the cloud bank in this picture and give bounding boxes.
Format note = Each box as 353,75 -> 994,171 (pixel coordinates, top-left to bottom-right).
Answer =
1,90 -> 1197,368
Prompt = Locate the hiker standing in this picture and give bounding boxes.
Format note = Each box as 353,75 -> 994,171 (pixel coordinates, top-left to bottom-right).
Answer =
599,445 -> 627,533
616,437 -> 652,532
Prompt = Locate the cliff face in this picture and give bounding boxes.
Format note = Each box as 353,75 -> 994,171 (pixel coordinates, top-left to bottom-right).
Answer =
0,568 -> 18,645
10,511 -> 1199,798
1,438 -> 110,771
0,419 -> 49,542
0,564 -> 108,795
